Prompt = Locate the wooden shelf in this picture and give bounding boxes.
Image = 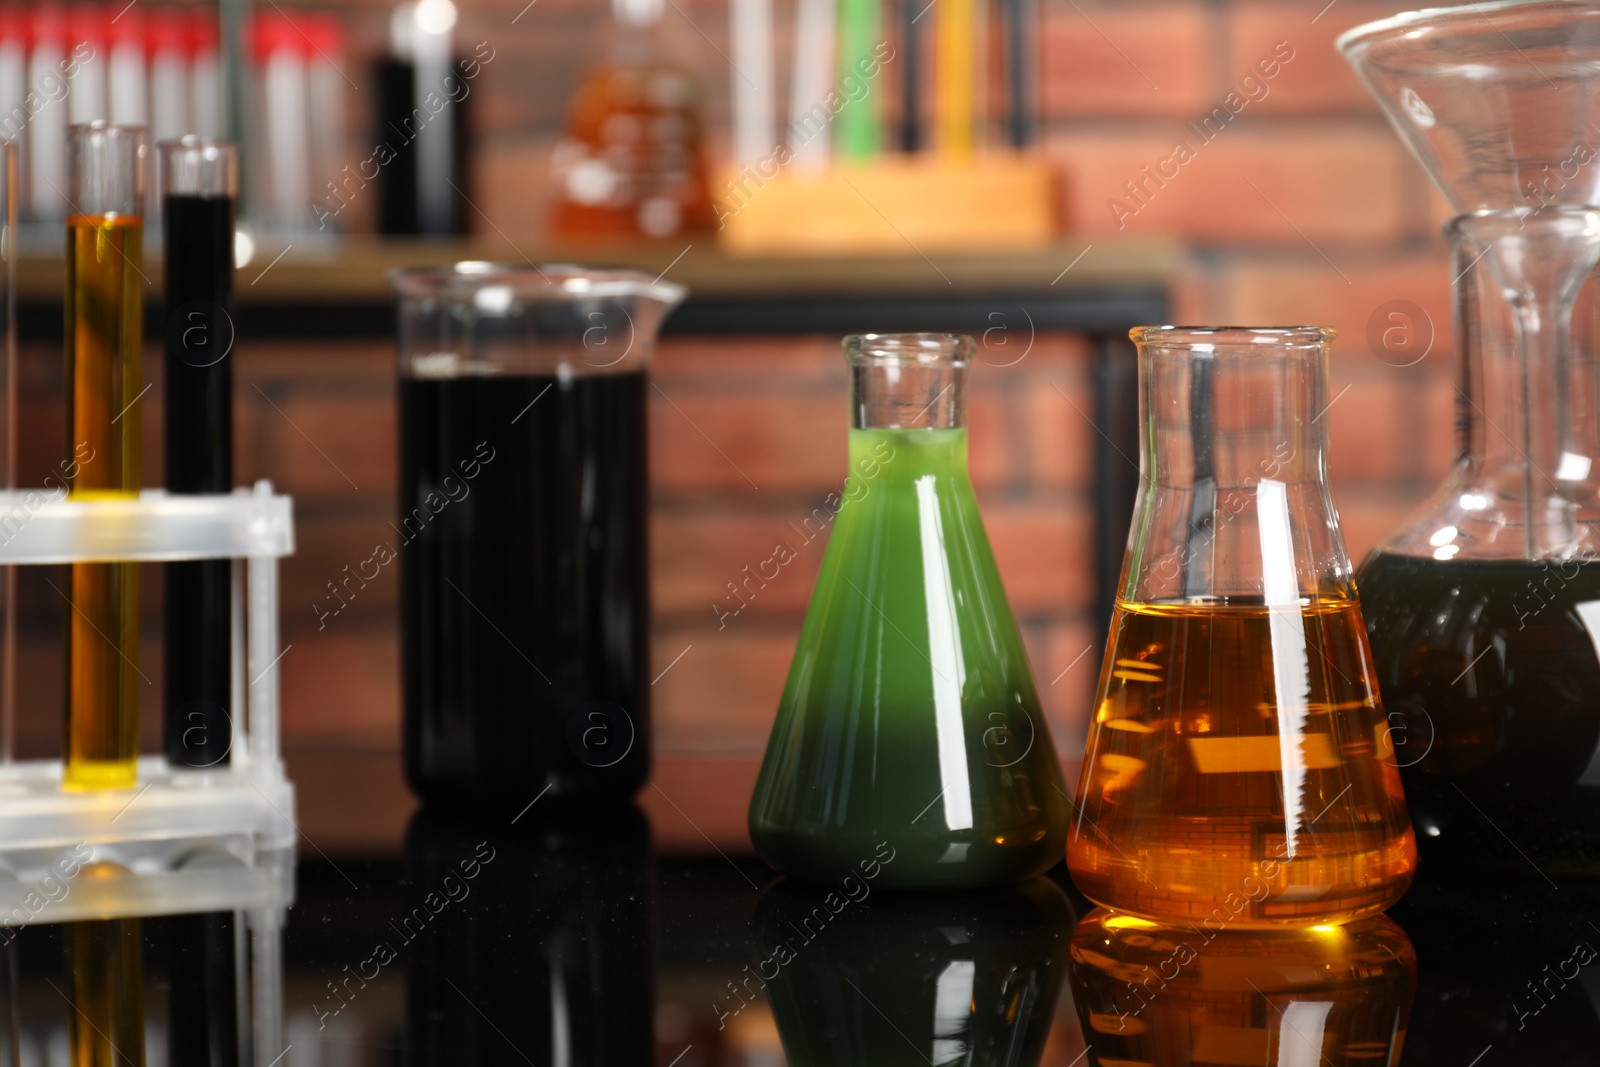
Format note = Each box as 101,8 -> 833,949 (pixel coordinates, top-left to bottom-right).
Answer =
18,234 -> 1184,305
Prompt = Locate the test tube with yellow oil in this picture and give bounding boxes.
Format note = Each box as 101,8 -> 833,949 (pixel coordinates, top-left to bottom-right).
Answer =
63,123 -> 145,791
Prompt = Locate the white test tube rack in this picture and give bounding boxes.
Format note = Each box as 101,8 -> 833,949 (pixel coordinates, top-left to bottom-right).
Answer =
0,479 -> 296,924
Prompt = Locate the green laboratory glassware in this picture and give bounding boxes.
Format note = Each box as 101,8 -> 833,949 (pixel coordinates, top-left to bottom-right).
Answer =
748,332 -> 1069,890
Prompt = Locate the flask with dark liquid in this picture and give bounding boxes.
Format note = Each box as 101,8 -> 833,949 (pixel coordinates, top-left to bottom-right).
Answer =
1355,209 -> 1600,873
748,333 -> 1069,890
1341,6 -> 1600,874
1070,327 -> 1416,927
392,265 -> 684,811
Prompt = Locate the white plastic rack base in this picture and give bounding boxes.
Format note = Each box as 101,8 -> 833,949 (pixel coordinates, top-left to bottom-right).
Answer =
0,480 -> 296,917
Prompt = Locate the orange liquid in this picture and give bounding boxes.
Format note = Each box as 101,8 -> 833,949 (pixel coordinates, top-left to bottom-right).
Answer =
65,915 -> 145,1066
64,214 -> 143,791
1069,909 -> 1416,1064
1069,598 -> 1416,927
548,63 -> 715,239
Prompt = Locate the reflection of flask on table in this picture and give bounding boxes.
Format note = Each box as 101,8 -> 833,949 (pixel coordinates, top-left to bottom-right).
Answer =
1071,327 -> 1415,926
63,122 -> 145,792
749,333 -> 1068,890
548,0 -> 715,239
1069,909 -> 1416,1066
751,876 -> 1072,1065
403,805 -> 652,1063
1341,5 -> 1600,876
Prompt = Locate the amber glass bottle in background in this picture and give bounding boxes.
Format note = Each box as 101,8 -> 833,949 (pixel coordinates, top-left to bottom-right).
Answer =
749,334 -> 1068,890
548,0 -> 715,239
1070,327 -> 1415,926
63,123 -> 145,792
1340,3 -> 1600,876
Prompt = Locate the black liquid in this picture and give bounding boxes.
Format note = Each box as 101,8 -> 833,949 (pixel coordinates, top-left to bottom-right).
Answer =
401,371 -> 650,810
1359,551 -> 1600,873
164,193 -> 235,769
164,912 -> 239,1066
375,57 -> 472,236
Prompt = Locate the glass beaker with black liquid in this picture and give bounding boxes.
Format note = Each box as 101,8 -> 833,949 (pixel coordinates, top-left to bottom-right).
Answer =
392,264 -> 684,811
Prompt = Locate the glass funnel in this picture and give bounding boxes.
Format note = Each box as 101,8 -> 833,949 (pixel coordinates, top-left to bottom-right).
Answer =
1070,328 -> 1416,927
1342,2 -> 1600,873
1338,1 -> 1600,216
747,333 -> 1069,890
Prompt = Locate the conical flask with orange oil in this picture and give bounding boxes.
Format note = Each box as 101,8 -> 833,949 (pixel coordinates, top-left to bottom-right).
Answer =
1069,327 -> 1416,926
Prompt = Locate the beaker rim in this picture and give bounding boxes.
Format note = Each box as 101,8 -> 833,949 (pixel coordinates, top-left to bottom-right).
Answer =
388,262 -> 687,307
1130,325 -> 1336,348
1335,0 -> 1598,59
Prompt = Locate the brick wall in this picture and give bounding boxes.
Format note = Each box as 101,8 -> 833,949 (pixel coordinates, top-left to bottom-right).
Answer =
13,0 -> 1465,846
444,0 -> 1457,559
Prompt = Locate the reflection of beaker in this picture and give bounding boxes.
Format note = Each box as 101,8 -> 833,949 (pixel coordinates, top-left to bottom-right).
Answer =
750,876 -> 1072,1066
1069,909 -> 1416,1066
1341,5 -> 1600,874
402,804 -> 653,1064
1070,328 -> 1415,926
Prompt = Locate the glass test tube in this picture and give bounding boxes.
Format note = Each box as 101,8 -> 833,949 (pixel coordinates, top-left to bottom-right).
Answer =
64,123 -> 145,791
162,137 -> 235,769
0,139 -> 15,765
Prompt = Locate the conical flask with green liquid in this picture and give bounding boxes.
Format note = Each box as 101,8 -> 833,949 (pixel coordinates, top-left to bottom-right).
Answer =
749,333 -> 1069,889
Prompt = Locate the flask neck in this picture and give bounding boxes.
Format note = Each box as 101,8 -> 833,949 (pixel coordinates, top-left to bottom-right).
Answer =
1451,210 -> 1600,557
845,333 -> 971,431
1128,328 -> 1348,603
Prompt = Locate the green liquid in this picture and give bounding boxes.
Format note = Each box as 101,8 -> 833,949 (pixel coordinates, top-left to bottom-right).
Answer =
751,877 -> 1072,1064
749,427 -> 1069,889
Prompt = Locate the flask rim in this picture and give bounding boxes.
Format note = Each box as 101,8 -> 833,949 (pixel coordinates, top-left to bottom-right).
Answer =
1130,325 -> 1336,348
844,332 -> 975,366
1447,205 -> 1600,239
